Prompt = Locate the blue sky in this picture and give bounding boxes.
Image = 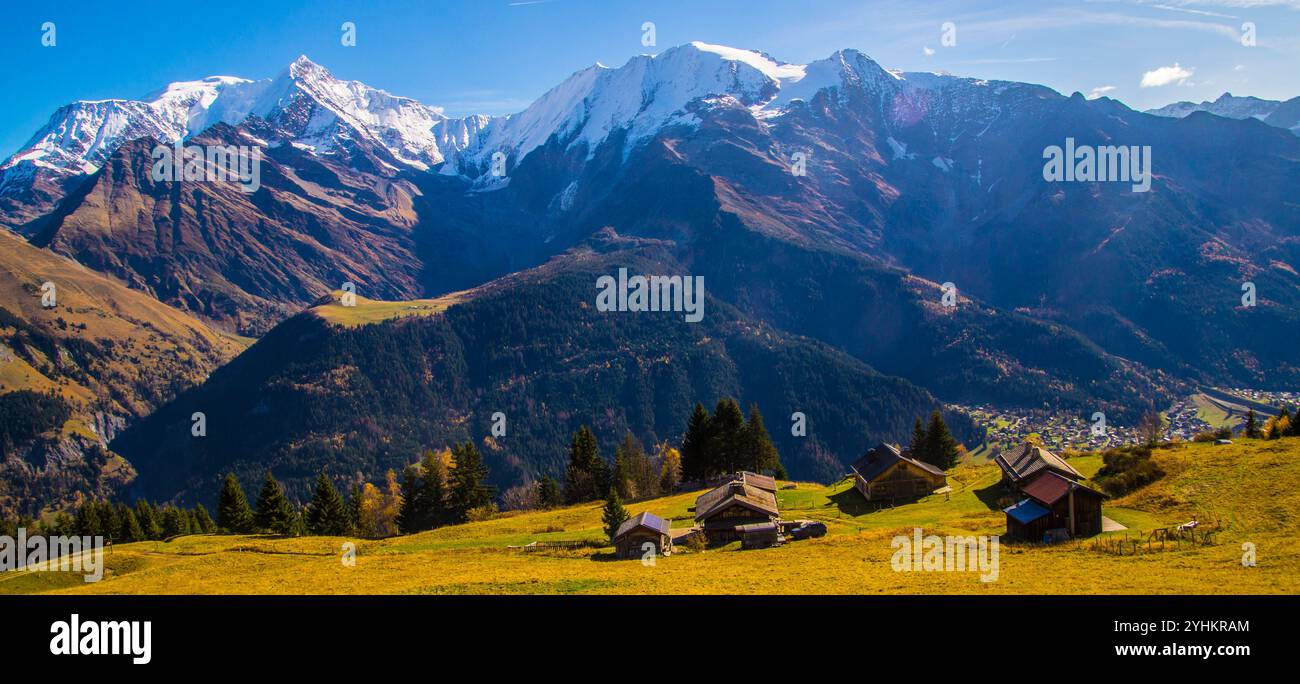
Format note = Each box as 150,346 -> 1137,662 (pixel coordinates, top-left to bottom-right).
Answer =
2,0 -> 1298,158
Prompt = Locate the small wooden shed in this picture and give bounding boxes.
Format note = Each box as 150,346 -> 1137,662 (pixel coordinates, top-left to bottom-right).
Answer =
737,522 -> 781,550
1004,471 -> 1106,541
613,512 -> 672,559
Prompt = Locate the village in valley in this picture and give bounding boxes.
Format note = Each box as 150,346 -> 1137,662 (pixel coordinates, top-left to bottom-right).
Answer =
954,388 -> 1300,459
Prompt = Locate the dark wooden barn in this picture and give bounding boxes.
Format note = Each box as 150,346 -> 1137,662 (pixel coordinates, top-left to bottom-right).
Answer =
1003,471 -> 1106,541
993,442 -> 1082,492
694,480 -> 780,544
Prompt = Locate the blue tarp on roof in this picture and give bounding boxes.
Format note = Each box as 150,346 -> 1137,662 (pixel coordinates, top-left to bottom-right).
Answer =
1004,499 -> 1050,524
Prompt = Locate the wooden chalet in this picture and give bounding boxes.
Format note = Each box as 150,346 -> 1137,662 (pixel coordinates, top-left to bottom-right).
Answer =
1003,471 -> 1105,541
613,512 -> 673,559
850,443 -> 947,502
993,442 -> 1082,492
694,479 -> 780,544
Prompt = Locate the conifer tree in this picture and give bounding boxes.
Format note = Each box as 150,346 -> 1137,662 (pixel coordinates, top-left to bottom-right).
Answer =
397,465 -> 427,534
907,417 -> 928,462
449,441 -> 494,522
680,403 -> 712,482
612,433 -> 637,500
306,472 -> 352,536
602,488 -> 629,543
744,405 -> 785,478
99,502 -> 123,541
135,499 -> 163,539
74,502 -> 102,538
1244,409 -> 1262,438
710,399 -> 747,475
347,483 -> 365,532
536,476 -> 563,509
254,473 -> 297,535
119,506 -> 145,542
217,473 -> 255,533
193,504 -> 216,533
565,426 -> 606,503
419,449 -> 449,528
922,410 -> 961,470
161,506 -> 192,538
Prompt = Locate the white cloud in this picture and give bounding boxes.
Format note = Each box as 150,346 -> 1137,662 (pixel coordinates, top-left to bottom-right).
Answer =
923,46 -> 936,57
1088,85 -> 1117,99
1141,63 -> 1194,87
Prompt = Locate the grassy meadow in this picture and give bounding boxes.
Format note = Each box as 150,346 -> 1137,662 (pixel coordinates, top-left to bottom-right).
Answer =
3,439 -> 1298,595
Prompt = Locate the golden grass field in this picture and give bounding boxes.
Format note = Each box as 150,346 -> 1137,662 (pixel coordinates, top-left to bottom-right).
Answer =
3,438 -> 1298,595
309,290 -> 468,328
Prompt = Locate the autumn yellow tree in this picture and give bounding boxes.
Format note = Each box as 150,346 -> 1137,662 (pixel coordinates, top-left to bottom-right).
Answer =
659,445 -> 682,493
357,470 -> 404,538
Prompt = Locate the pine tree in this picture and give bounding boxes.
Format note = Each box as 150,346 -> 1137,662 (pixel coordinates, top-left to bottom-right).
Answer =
74,501 -> 102,537
601,488 -> 629,543
1245,409 -> 1262,439
536,476 -> 563,509
193,504 -> 216,533
449,441 -> 494,523
565,426 -> 605,503
119,506 -> 145,542
135,499 -> 163,539
907,417 -> 928,462
217,473 -> 255,533
744,405 -> 785,478
710,398 -> 747,476
419,449 -> 449,528
306,471 -> 352,536
99,502 -> 123,541
254,473 -> 297,535
397,465 -> 427,534
922,410 -> 961,470
612,433 -> 637,500
160,506 -> 192,538
679,403 -> 712,482
347,483 -> 363,532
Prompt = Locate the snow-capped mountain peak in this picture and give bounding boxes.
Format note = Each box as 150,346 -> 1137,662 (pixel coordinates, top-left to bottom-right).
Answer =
455,41 -> 889,174
1145,92 -> 1282,121
2,55 -> 481,177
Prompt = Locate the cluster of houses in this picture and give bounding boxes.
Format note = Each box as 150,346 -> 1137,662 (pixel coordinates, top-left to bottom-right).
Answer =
612,440 -> 1107,558
614,471 -> 807,558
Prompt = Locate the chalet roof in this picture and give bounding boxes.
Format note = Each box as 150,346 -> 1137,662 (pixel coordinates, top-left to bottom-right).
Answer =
738,471 -> 777,492
694,481 -> 779,522
1004,499 -> 1051,524
614,511 -> 670,540
994,442 -> 1081,483
850,442 -> 946,482
1021,471 -> 1106,506
736,522 -> 778,534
